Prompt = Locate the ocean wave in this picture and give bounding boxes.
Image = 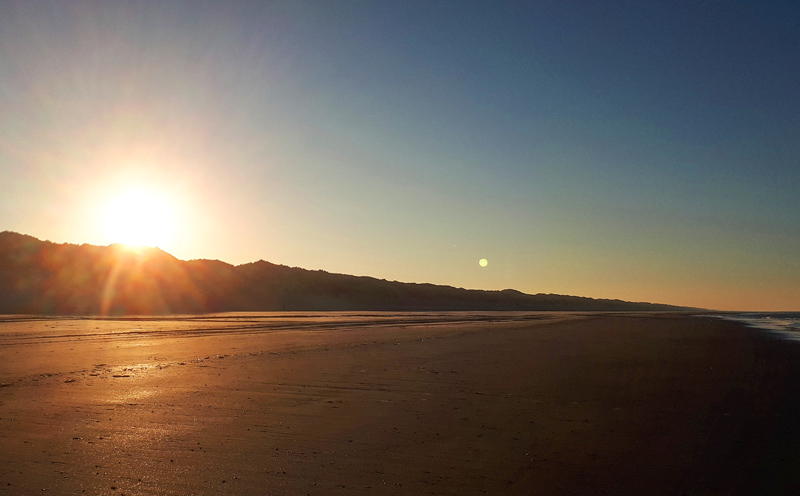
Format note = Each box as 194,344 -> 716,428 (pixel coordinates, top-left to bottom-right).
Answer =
706,312 -> 800,340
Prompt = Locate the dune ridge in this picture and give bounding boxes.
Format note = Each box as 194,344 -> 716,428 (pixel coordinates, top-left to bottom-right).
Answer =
0,231 -> 693,315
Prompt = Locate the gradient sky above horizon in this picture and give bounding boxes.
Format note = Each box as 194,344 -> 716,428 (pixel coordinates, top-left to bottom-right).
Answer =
1,1 -> 798,311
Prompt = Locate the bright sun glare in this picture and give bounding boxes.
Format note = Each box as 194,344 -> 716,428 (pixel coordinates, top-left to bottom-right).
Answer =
104,188 -> 176,248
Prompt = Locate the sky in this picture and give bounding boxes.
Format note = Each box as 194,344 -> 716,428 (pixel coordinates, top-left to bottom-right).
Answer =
1,0 -> 798,311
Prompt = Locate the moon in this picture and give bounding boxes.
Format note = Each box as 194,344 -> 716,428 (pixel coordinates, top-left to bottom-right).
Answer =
479,258 -> 488,267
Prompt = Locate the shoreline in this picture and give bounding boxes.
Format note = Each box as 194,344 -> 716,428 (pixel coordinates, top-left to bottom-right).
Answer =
1,313 -> 799,494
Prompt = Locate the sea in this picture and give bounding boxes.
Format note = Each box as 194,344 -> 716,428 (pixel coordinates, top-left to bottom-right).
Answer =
707,312 -> 800,341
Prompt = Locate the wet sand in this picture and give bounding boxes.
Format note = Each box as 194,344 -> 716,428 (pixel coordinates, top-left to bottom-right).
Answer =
1,312 -> 799,495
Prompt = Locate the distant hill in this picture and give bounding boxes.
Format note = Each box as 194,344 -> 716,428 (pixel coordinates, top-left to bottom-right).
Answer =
0,231 -> 695,315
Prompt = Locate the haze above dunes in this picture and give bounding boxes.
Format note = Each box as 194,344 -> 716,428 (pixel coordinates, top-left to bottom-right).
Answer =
0,231 -> 693,315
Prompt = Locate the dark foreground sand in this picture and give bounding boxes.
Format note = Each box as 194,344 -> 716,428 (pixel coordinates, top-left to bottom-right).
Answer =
1,312 -> 799,495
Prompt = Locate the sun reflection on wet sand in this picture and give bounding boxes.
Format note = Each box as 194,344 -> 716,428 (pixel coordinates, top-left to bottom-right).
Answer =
1,312 -> 581,494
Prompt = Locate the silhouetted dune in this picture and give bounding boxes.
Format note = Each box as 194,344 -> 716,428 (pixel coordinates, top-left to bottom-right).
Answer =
0,231 -> 695,315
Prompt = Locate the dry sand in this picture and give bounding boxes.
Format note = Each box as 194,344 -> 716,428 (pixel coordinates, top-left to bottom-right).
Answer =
1,312 -> 799,495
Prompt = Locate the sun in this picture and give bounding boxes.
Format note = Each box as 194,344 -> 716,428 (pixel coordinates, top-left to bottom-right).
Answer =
103,187 -> 176,248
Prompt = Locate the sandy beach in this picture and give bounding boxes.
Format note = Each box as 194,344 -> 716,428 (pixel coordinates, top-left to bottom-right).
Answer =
1,312 -> 799,495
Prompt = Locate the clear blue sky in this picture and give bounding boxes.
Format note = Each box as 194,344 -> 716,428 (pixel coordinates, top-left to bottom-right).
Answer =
1,0 -> 798,310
